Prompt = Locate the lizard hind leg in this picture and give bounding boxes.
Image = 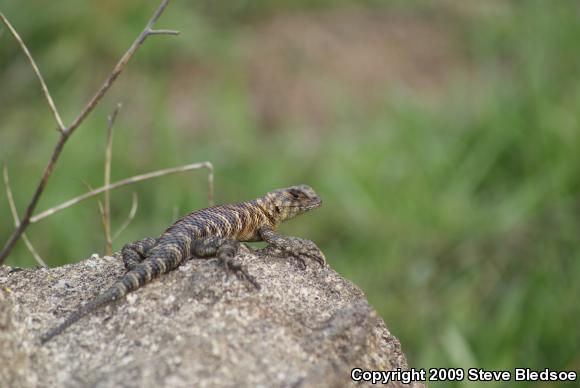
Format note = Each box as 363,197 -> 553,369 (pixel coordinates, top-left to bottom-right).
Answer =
191,237 -> 260,290
217,242 -> 261,290
120,237 -> 158,270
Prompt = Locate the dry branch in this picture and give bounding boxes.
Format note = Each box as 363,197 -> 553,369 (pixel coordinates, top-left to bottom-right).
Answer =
80,180 -> 109,255
112,192 -> 139,242
148,29 -> 180,35
64,0 -> 177,138
30,162 -> 214,224
103,103 -> 122,254
0,0 -> 177,264
0,13 -> 65,132
3,165 -> 47,267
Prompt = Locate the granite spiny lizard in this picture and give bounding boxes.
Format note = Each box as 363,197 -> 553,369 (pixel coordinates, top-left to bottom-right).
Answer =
40,185 -> 324,344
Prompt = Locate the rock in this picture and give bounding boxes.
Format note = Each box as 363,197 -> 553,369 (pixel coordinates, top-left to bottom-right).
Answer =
0,248 -> 424,388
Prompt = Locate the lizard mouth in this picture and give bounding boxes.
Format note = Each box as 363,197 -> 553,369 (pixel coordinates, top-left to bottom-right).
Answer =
304,198 -> 322,210
287,198 -> 321,211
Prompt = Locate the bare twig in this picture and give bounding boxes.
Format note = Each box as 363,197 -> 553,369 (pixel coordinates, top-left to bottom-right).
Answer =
112,192 -> 139,241
103,103 -> 122,255
80,180 -> 109,253
3,165 -> 47,268
0,13 -> 65,132
30,161 -> 214,223
96,198 -> 106,231
0,0 -> 177,264
148,29 -> 180,35
207,166 -> 214,206
64,0 -> 176,137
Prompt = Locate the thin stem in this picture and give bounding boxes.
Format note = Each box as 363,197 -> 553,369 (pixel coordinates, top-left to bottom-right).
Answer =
80,180 -> 109,255
30,162 -> 214,223
112,192 -> 139,242
64,0 -> 175,137
207,165 -> 214,206
0,13 -> 65,132
148,29 -> 180,35
103,103 -> 122,254
3,165 -> 47,267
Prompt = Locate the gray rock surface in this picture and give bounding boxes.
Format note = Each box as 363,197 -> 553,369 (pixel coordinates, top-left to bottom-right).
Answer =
0,247 -> 424,388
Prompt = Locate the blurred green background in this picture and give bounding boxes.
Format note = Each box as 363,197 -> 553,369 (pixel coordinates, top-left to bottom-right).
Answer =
1,0 -> 579,385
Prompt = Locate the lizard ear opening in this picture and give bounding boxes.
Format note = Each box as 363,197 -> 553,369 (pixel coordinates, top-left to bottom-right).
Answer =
275,206 -> 281,213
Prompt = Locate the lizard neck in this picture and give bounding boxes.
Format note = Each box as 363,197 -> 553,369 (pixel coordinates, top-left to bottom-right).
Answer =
252,198 -> 278,229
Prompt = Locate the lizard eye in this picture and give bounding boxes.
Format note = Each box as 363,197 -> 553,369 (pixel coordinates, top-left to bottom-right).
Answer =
275,206 -> 281,213
289,190 -> 300,199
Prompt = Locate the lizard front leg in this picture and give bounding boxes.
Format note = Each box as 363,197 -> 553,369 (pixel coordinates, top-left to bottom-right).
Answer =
258,227 -> 326,267
120,237 -> 158,270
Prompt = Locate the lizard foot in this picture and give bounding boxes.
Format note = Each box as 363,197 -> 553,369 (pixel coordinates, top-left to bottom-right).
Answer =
191,238 -> 261,290
261,237 -> 326,268
216,242 -> 260,290
219,255 -> 261,291
255,246 -> 308,270
286,237 -> 326,267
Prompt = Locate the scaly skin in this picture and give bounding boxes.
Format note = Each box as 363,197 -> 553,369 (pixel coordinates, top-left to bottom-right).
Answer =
40,185 -> 324,344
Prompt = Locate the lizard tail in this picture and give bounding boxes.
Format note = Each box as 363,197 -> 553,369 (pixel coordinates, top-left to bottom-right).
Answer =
40,284 -> 123,344
40,256 -> 169,344
40,246 -> 181,344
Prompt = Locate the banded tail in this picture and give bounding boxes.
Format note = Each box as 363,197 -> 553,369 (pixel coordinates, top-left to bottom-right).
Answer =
40,252 -> 176,344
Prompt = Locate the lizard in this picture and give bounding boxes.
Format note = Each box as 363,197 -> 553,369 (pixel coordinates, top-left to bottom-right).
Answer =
40,184 -> 325,344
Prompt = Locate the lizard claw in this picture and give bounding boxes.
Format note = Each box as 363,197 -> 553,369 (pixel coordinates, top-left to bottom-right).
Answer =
262,237 -> 326,268
287,237 -> 326,267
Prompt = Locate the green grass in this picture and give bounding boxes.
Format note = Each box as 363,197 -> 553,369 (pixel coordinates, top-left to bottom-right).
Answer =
1,1 -> 579,386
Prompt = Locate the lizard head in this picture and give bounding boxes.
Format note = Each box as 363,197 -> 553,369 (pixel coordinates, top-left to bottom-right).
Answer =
261,184 -> 322,223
